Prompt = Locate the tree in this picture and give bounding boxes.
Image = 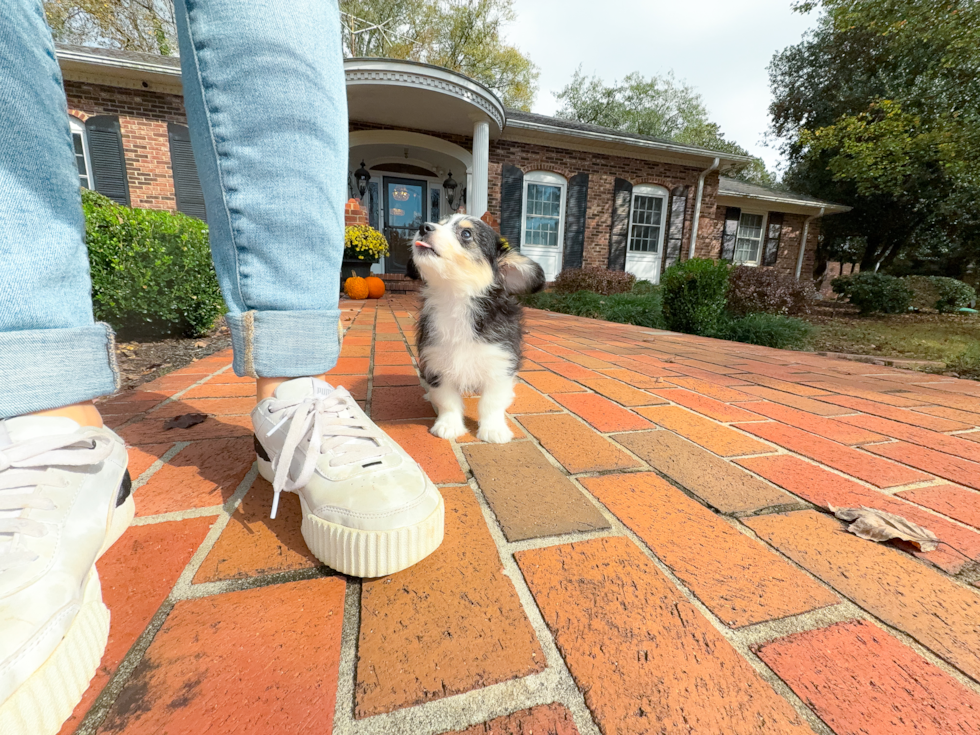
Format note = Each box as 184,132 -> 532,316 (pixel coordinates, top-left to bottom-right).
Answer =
45,0 -> 176,55
554,68 -> 777,186
340,0 -> 538,109
770,1 -> 980,277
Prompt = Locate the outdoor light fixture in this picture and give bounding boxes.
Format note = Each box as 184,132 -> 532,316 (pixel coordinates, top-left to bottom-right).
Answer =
443,171 -> 458,209
354,160 -> 371,198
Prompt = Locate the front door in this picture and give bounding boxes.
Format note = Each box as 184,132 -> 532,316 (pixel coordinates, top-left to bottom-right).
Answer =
383,177 -> 427,275
625,187 -> 668,283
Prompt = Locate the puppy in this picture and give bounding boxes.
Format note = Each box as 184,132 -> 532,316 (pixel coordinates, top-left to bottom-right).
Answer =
411,215 -> 545,443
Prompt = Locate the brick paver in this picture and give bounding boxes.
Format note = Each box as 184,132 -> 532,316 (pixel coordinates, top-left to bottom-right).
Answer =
756,620 -> 980,735
69,299 -> 980,735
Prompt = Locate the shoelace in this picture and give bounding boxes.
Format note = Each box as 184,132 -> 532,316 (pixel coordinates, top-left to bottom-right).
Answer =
265,387 -> 390,519
0,431 -> 113,571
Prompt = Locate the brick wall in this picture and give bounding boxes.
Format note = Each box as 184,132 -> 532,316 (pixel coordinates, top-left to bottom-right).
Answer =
708,206 -> 824,281
65,81 -> 187,211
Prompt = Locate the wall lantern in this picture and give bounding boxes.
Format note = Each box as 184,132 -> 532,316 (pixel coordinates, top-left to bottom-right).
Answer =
354,160 -> 371,198
443,171 -> 458,209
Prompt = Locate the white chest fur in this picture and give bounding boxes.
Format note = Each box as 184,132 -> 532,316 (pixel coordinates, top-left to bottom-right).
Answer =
418,293 -> 515,393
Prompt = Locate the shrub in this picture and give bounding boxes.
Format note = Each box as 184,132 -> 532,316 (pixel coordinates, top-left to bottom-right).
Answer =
832,272 -> 913,315
83,189 -> 224,338
553,267 -> 636,296
902,275 -> 943,311
726,265 -> 815,317
930,276 -> 977,313
717,313 -> 813,349
632,280 -> 657,295
660,258 -> 730,335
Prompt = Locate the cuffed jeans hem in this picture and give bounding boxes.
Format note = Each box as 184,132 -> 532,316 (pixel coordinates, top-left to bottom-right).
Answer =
226,309 -> 342,379
0,323 -> 119,419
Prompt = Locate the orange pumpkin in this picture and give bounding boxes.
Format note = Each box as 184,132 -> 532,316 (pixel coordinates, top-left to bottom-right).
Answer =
365,275 -> 386,299
344,272 -> 369,300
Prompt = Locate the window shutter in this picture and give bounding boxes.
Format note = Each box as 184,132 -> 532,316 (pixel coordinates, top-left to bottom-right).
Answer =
663,185 -> 687,270
720,206 -> 741,262
85,115 -> 130,205
762,212 -> 783,266
168,123 -> 207,222
607,178 -> 632,271
500,164 -> 524,249
563,173 -> 589,269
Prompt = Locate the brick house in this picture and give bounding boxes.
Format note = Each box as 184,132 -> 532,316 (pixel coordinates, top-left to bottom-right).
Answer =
57,44 -> 847,290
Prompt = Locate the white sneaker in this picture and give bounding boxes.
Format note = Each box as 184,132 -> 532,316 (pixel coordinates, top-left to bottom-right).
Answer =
0,416 -> 134,735
252,378 -> 444,577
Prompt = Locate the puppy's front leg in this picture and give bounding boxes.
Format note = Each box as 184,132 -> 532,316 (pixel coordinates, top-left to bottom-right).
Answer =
476,376 -> 515,444
429,382 -> 467,440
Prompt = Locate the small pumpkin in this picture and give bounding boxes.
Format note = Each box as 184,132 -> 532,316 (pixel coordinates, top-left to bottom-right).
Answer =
344,271 -> 369,300
365,275 -> 386,299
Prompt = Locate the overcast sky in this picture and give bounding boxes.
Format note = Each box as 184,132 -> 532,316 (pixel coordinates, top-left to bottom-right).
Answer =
506,0 -> 819,173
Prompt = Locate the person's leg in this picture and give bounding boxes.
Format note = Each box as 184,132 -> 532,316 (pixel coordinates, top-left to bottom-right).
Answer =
0,5 -> 132,732
0,1 -> 117,422
173,0 -> 346,389
174,0 -> 443,576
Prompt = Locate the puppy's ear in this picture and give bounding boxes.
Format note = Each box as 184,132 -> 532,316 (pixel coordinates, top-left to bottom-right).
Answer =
498,242 -> 546,295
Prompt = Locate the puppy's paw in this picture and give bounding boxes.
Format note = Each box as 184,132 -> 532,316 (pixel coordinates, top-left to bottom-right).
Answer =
431,416 -> 466,440
476,422 -> 512,444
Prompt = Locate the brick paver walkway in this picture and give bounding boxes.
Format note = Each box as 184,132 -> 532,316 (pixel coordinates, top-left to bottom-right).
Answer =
66,295 -> 980,734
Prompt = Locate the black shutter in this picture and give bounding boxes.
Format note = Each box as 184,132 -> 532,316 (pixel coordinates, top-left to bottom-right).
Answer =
762,212 -> 783,266
607,178 -> 632,271
563,173 -> 589,269
720,206 -> 741,262
500,164 -> 524,249
168,123 -> 207,222
663,185 -> 687,271
85,115 -> 130,205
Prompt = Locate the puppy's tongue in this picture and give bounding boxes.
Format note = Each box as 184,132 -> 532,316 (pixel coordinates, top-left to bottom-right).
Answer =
414,240 -> 431,249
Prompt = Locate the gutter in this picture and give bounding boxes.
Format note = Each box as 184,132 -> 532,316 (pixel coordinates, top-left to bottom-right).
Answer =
689,157 -> 720,259
796,206 -> 825,280
56,47 -> 181,78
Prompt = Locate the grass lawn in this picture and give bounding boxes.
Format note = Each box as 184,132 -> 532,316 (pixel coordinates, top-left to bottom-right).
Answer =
805,304 -> 980,379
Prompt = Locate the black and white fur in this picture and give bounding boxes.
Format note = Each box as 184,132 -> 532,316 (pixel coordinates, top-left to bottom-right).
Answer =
411,214 -> 545,443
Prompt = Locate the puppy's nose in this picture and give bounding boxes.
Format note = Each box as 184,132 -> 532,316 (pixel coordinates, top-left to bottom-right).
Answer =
419,222 -> 436,234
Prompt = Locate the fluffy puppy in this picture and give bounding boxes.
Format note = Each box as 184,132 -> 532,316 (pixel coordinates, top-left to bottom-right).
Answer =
411,215 -> 545,443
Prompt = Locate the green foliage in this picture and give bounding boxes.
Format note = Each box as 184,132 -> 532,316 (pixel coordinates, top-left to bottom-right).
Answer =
930,276 -> 977,313
83,189 -> 224,338
716,313 -> 813,349
947,341 -> 980,379
832,272 -> 913,314
902,275 -> 944,311
521,290 -> 665,330
771,1 -> 980,275
555,68 -> 776,186
340,0 -> 538,109
632,280 -> 657,295
660,259 -> 731,336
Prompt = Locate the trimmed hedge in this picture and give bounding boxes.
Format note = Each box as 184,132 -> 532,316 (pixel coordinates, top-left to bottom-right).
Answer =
553,267 -> 636,296
717,312 -> 813,349
660,258 -> 730,336
903,275 -> 976,312
83,189 -> 224,338
727,265 -> 815,317
832,272 -> 913,315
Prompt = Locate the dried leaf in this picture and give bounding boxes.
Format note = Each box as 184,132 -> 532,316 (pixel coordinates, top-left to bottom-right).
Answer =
828,505 -> 939,552
164,413 -> 207,430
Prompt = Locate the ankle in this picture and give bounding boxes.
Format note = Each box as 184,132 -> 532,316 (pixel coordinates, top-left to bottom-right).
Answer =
257,375 -> 327,403
30,401 -> 104,428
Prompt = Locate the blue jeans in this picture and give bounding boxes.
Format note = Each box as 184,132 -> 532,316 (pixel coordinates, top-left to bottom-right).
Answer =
0,0 -> 347,419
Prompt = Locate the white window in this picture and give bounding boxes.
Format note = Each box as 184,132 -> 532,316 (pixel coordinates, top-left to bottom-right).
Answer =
69,116 -> 92,189
628,185 -> 668,253
734,212 -> 766,265
521,171 -> 566,248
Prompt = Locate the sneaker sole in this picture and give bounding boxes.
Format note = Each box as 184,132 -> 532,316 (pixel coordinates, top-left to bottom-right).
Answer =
0,468 -> 134,735
257,457 -> 445,577
0,570 -> 109,735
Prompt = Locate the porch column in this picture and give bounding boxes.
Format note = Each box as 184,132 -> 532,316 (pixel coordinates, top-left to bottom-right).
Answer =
471,120 -> 490,217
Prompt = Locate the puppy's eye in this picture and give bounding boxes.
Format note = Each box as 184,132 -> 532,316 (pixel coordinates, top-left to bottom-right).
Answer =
460,229 -> 473,241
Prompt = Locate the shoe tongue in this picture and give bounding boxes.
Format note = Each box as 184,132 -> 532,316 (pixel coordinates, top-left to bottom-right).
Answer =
0,416 -> 82,446
272,377 -> 336,401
